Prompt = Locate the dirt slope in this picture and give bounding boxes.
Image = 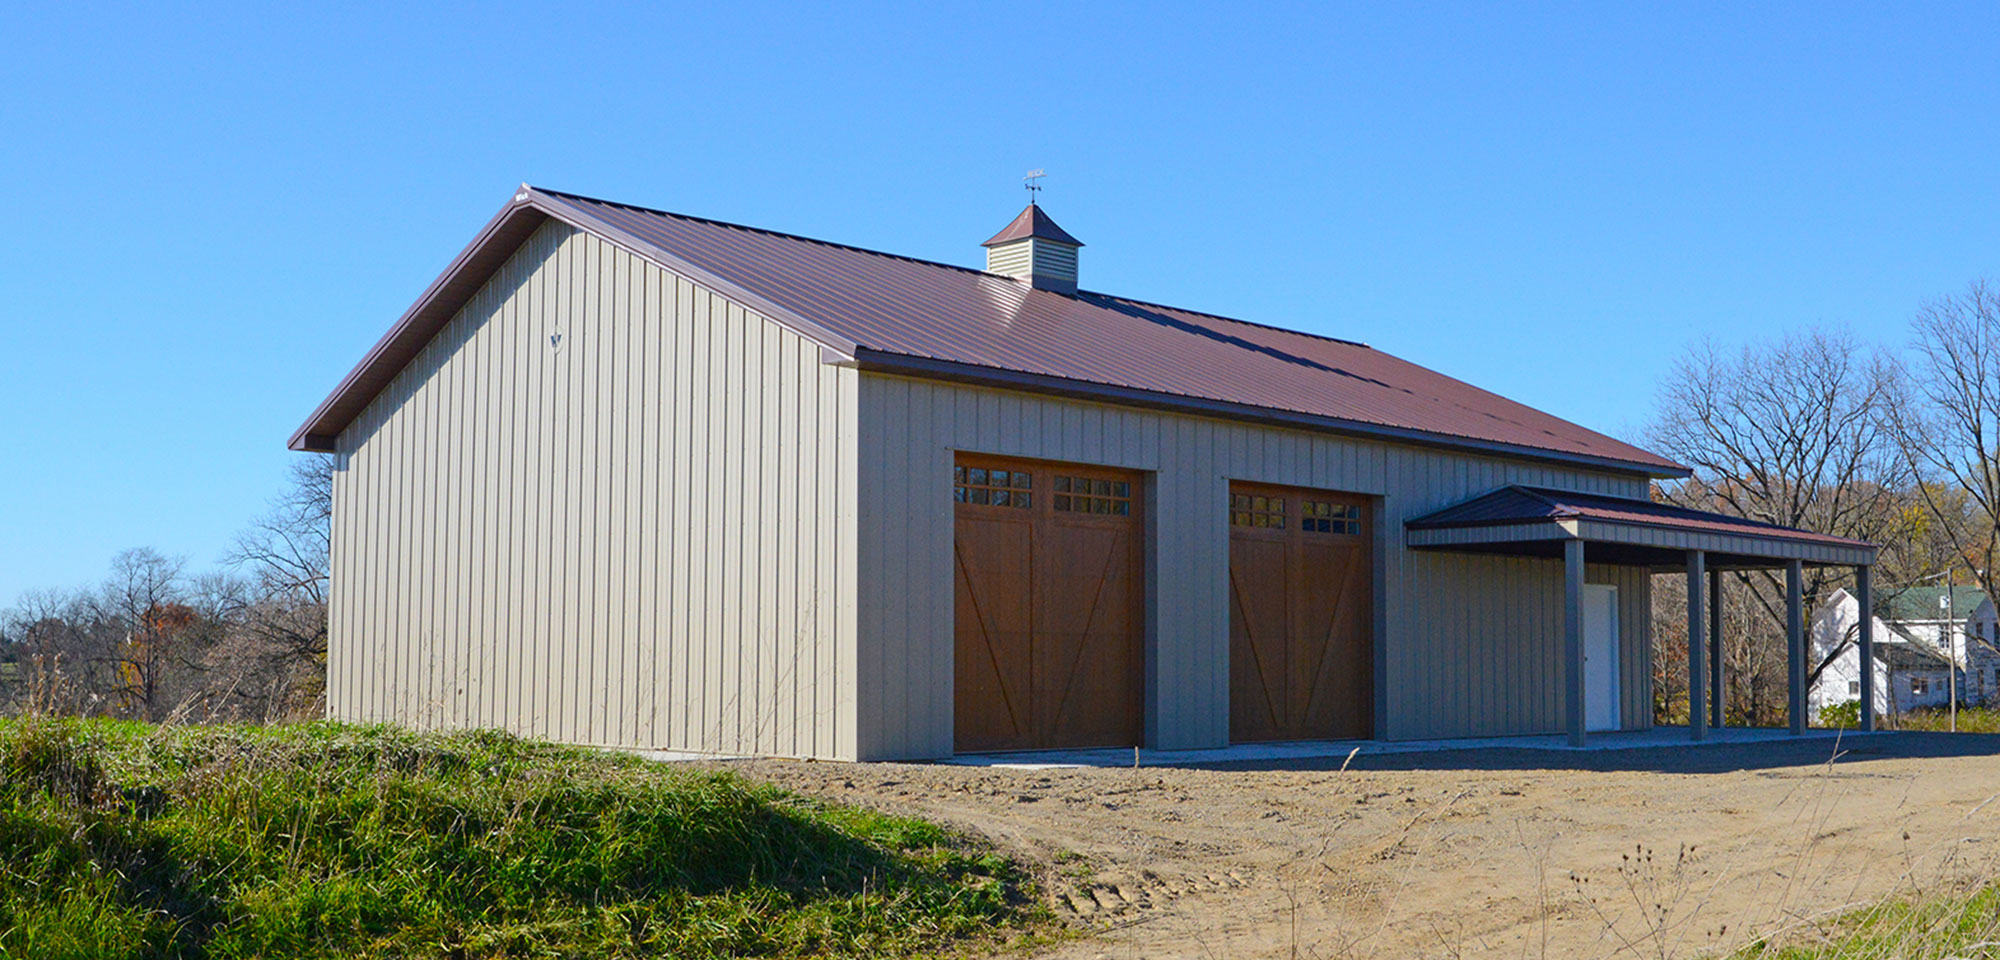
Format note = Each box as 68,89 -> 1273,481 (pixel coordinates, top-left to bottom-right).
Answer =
719,733 -> 2000,959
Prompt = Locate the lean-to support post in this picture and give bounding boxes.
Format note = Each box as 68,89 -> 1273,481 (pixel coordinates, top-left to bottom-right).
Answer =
1565,538 -> 1587,748
1709,566 -> 1724,729
1687,551 -> 1708,741
1788,559 -> 1806,736
1858,565 -> 1875,733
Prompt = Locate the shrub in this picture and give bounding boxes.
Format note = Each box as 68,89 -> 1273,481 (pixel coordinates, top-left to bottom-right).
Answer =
1818,699 -> 1862,729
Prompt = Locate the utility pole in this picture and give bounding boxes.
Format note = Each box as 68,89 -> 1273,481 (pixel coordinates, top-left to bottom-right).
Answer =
1946,572 -> 1959,732
1912,568 -> 1964,733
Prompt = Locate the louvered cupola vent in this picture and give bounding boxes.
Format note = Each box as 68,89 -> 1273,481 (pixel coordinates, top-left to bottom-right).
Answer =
981,204 -> 1083,295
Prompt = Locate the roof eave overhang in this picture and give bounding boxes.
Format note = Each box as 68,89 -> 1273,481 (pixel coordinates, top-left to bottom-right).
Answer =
1406,516 -> 1877,569
289,186 -> 862,453
854,349 -> 1690,480
288,193 -> 551,452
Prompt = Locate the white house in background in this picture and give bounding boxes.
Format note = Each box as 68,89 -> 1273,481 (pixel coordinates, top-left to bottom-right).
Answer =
1811,586 -> 1997,718
1880,586 -> 2000,704
1968,597 -> 2000,701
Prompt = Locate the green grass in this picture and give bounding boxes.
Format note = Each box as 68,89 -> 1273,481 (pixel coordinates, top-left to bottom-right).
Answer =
1882,706 -> 2000,734
0,718 -> 1039,959
1734,882 -> 2000,958
1819,701 -> 2000,734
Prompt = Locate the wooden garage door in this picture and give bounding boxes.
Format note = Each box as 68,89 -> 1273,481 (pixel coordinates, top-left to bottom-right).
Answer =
954,455 -> 1144,752
1228,482 -> 1373,742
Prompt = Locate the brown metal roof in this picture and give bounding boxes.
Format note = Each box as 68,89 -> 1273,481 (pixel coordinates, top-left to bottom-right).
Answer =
1407,485 -> 1872,549
292,186 -> 1688,477
982,204 -> 1084,247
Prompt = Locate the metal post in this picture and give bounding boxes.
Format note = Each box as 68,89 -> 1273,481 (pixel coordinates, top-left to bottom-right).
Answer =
1858,565 -> 1875,733
1565,539 -> 1587,747
1709,566 -> 1724,729
1687,550 -> 1707,742
1788,559 -> 1806,735
1946,576 -> 1958,732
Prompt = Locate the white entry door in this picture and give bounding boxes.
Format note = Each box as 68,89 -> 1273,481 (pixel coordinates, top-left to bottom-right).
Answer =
1583,584 -> 1621,732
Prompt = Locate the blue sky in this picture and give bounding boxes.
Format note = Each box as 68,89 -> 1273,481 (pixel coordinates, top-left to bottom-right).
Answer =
3,2 -> 1996,603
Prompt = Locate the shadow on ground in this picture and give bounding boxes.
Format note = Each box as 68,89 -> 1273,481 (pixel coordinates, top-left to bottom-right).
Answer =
1182,730 -> 2000,774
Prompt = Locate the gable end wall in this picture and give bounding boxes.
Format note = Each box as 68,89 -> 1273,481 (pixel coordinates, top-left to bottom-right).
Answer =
329,221 -> 861,758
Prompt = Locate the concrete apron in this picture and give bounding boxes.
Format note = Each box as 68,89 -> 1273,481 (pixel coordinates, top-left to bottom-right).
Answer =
946,725 -> 1871,770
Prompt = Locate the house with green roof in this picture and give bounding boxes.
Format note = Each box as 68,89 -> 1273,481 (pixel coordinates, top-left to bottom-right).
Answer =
1812,584 -> 1998,717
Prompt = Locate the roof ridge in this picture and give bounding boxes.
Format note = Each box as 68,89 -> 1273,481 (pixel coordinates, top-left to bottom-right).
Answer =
1511,485 -> 1574,516
535,187 -> 1381,352
532,186 -> 1005,280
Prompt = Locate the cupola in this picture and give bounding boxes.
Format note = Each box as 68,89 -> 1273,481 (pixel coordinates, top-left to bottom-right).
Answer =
981,204 -> 1083,294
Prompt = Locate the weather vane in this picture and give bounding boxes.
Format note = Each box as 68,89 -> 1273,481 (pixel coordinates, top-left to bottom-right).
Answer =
1023,168 -> 1045,205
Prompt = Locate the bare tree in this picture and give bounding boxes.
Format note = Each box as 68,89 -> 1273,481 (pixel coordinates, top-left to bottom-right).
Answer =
1888,280 -> 2000,620
1645,328 -> 1907,724
0,587 -> 113,715
216,453 -> 333,718
1871,485 -> 1980,588
93,547 -> 209,720
229,454 -> 332,610
0,456 -> 335,723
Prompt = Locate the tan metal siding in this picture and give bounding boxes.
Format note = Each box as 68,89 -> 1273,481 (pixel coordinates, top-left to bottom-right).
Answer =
855,373 -> 1653,758
331,221 -> 860,757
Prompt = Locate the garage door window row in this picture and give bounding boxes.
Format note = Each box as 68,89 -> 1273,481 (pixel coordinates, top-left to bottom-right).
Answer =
1303,501 -> 1363,535
1054,476 -> 1131,515
1231,494 -> 1287,529
954,466 -> 1033,508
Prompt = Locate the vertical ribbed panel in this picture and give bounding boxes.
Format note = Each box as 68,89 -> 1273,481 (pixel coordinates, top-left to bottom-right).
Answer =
329,221 -> 859,758
854,373 -> 1652,758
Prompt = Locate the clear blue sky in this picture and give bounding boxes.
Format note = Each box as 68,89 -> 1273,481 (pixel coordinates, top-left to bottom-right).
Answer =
3,2 -> 1996,604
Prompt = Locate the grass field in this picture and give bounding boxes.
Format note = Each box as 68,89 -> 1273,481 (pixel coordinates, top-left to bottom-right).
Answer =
0,719 -> 1038,959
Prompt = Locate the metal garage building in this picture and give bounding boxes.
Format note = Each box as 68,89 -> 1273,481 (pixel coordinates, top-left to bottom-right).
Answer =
291,186 -> 1879,760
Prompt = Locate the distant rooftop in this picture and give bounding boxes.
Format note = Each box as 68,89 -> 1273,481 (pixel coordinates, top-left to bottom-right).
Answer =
1879,584 -> 1990,623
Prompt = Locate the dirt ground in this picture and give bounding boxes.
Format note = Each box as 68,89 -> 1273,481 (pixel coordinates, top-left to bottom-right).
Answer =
716,733 -> 2000,959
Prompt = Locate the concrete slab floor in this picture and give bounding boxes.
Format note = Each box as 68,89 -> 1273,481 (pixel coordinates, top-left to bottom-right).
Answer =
946,725 -> 1876,770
